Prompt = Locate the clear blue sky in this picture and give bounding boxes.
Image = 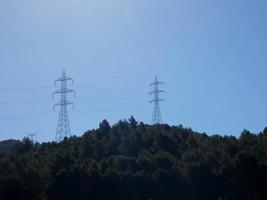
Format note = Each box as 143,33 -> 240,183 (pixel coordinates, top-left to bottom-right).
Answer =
1,0 -> 267,141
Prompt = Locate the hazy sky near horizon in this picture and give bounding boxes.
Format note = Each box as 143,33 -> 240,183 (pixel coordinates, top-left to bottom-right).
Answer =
1,0 -> 267,141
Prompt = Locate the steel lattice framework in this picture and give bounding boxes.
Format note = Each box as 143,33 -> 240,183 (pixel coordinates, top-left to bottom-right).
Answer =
52,69 -> 76,141
149,76 -> 165,125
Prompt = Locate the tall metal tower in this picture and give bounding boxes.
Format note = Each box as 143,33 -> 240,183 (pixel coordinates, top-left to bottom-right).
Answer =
27,132 -> 38,142
52,69 -> 76,141
149,76 -> 165,125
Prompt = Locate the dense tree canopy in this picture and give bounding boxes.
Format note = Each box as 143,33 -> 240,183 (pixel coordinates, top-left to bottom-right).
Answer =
0,117 -> 267,200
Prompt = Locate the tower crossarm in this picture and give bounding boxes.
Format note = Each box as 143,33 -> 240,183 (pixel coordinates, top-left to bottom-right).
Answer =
150,81 -> 164,86
54,76 -> 74,86
149,99 -> 165,103
52,89 -> 76,98
53,101 -> 74,110
54,69 -> 74,86
148,89 -> 166,95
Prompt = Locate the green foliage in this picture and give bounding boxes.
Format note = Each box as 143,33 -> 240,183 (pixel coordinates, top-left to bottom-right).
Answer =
0,120 -> 267,199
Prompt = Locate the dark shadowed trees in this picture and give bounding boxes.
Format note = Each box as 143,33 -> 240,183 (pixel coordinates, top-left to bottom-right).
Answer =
0,120 -> 267,200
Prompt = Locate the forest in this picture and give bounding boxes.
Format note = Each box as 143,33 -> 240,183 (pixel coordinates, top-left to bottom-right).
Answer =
0,117 -> 267,200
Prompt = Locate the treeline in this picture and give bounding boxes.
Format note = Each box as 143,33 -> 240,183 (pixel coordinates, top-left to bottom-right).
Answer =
0,117 -> 267,200
0,139 -> 18,152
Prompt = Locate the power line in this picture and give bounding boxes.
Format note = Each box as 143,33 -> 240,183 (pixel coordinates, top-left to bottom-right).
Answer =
75,96 -> 142,102
0,86 -> 53,91
0,100 -> 51,106
0,97 -> 143,106
73,108 -> 123,114
76,84 -> 147,92
0,111 -> 53,121
0,85 -> 147,93
0,86 -> 147,107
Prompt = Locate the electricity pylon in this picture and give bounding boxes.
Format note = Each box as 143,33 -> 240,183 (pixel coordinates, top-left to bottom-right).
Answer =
52,69 -> 76,141
149,76 -> 165,125
27,132 -> 38,142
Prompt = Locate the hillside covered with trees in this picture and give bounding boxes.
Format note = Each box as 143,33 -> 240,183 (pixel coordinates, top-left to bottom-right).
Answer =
0,117 -> 267,200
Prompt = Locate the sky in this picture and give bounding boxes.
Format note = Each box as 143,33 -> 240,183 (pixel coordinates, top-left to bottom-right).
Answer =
0,0 -> 267,141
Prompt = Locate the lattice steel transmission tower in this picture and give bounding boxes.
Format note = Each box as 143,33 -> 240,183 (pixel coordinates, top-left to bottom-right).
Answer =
27,132 -> 38,142
52,69 -> 76,141
149,76 -> 165,125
